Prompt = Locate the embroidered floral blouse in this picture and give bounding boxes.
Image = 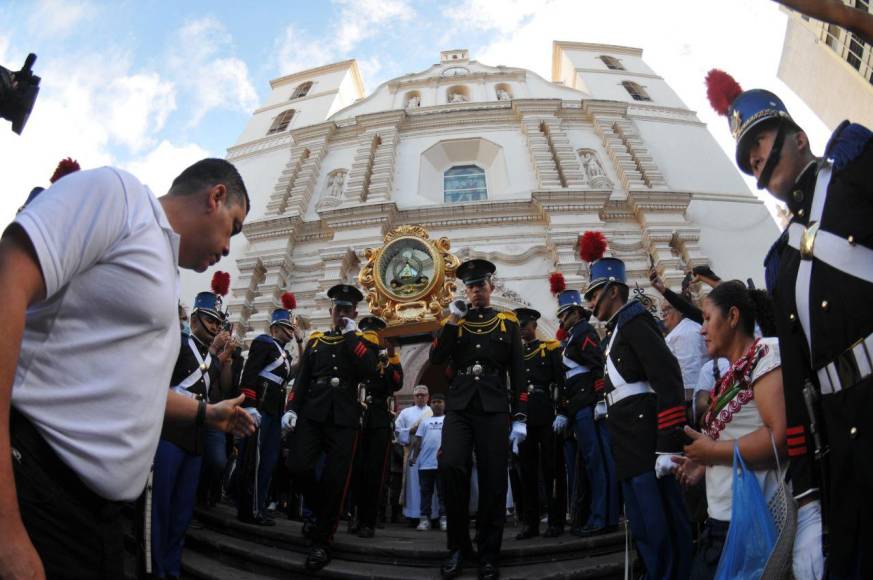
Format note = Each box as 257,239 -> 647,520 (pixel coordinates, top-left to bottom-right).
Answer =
703,337 -> 782,521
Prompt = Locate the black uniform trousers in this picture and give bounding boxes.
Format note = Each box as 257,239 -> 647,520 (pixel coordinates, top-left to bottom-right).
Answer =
351,426 -> 392,528
518,422 -> 562,529
288,416 -> 359,547
439,401 -> 510,565
10,408 -> 127,580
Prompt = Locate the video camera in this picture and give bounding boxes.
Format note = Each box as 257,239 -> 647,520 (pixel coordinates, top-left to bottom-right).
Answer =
0,53 -> 40,134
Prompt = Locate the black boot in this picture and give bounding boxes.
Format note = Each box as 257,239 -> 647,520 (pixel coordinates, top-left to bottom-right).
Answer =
305,545 -> 331,571
440,550 -> 466,579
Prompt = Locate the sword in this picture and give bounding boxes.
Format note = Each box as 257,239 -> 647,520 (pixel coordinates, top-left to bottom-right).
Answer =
802,377 -> 830,556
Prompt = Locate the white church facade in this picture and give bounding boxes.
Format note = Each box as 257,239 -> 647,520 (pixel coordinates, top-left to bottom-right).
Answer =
218,41 -> 778,396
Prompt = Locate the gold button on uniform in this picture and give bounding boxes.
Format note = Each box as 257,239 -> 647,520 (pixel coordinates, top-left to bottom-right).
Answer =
821,300 -> 829,311
848,235 -> 855,245
850,426 -> 859,439
789,313 -> 796,321
476,344 -> 481,349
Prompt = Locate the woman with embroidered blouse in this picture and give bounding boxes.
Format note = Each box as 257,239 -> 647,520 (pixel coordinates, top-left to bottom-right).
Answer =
672,281 -> 786,579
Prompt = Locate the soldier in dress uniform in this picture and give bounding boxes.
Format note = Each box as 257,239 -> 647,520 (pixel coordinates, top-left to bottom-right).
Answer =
151,273 -> 237,580
513,307 -> 567,539
707,68 -> 873,578
430,259 -> 526,580
349,315 -> 404,538
236,292 -> 302,526
280,284 -> 379,571
554,288 -> 619,537
584,257 -> 692,580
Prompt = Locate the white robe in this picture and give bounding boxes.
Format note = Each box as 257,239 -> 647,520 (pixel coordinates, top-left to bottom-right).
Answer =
395,404 -> 439,518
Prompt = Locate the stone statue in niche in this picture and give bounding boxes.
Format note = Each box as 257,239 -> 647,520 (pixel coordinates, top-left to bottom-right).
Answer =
579,150 -> 612,188
406,95 -> 420,109
318,170 -> 347,209
449,92 -> 467,103
496,89 -> 511,101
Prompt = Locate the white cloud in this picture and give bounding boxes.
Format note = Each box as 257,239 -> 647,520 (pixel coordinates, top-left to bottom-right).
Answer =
122,140 -> 212,196
168,16 -> 259,125
28,0 -> 94,38
275,0 -> 415,78
443,0 -> 545,34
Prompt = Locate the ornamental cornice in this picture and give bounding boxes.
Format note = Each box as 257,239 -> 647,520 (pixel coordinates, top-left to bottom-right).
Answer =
352,109 -> 406,131
532,189 -> 611,211
627,190 -> 692,213
396,199 -> 545,228
453,244 -> 553,266
511,99 -> 563,116
599,200 -> 636,221
241,214 -> 301,241
290,121 -> 337,143
626,105 -> 702,126
400,108 -> 517,134
318,201 -> 398,230
582,99 -> 629,117
387,69 -> 526,91
226,133 -> 294,161
253,90 -> 339,115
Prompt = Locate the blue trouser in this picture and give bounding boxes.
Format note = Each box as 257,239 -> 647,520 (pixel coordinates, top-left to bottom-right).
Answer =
621,471 -> 692,580
199,426 -> 227,503
571,406 -> 619,528
151,439 -> 202,578
257,413 -> 282,514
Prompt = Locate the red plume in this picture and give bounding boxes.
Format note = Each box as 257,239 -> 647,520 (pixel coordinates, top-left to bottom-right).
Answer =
705,69 -> 743,117
549,272 -> 566,296
281,292 -> 297,310
579,231 -> 607,263
211,271 -> 230,296
49,158 -> 81,183
556,327 -> 568,341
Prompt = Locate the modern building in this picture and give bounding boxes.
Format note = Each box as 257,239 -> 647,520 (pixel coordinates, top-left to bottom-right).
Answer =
216,41 -> 778,397
778,2 -> 873,129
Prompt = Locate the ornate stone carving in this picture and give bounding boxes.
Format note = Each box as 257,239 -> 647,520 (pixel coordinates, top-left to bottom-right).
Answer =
405,94 -> 420,109
578,149 -> 612,189
496,89 -> 511,101
318,169 -> 347,209
449,92 -> 468,103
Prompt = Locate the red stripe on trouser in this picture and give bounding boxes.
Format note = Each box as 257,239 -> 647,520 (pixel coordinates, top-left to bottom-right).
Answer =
787,436 -> 805,446
658,405 -> 684,418
786,426 -> 804,436
327,431 -> 360,544
658,417 -> 685,430
788,446 -> 807,457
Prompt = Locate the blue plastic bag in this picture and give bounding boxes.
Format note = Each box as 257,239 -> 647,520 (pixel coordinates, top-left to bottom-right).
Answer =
714,444 -> 777,580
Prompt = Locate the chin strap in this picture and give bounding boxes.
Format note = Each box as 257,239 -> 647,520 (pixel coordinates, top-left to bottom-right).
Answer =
756,120 -> 787,190
590,281 -> 613,321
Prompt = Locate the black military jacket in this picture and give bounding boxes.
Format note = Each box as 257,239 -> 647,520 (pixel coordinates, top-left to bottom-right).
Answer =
171,332 -> 222,403
765,125 -> 873,523
602,302 -> 686,480
560,319 -> 606,418
240,334 -> 297,416
287,329 -> 379,428
430,307 -> 526,417
362,352 -> 404,430
521,339 -> 564,427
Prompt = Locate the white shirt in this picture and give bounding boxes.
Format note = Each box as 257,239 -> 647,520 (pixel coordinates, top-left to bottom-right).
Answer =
13,167 -> 181,501
665,317 -> 710,392
415,415 -> 444,470
695,358 -> 731,395
705,338 -> 782,521
395,404 -> 430,446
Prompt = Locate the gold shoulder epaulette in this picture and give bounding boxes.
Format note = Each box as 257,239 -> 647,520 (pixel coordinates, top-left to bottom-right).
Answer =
497,311 -> 519,324
361,330 -> 381,346
545,339 -> 562,351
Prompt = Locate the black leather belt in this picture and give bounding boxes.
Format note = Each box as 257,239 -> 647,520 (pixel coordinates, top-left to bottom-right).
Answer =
458,362 -> 501,377
526,385 -> 549,394
315,376 -> 350,388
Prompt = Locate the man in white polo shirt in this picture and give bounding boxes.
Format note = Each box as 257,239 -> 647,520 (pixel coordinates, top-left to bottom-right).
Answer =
0,159 -> 255,579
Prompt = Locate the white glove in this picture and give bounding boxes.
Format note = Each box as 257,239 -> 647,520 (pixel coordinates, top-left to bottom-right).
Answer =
171,386 -> 196,399
341,317 -> 358,334
512,437 -> 520,455
594,400 -> 608,420
792,500 -> 824,580
244,407 -> 262,428
281,411 -> 298,435
552,415 -> 568,433
655,454 -> 679,478
510,421 -> 527,445
449,300 -> 468,318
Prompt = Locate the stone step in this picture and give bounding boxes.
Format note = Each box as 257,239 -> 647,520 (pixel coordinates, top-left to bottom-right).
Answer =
191,505 -> 626,567
183,527 -> 629,580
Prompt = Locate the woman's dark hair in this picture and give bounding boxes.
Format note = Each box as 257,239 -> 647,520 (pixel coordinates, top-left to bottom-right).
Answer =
705,280 -> 777,337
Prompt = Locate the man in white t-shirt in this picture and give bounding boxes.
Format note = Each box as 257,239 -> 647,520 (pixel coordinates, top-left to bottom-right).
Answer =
395,385 -> 432,520
0,159 -> 256,579
662,301 -> 710,401
411,393 -> 446,531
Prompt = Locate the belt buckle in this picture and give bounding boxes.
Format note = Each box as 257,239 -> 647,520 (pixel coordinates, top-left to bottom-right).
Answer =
472,364 -> 483,377
799,221 -> 820,261
834,343 -> 863,390
330,377 -> 340,388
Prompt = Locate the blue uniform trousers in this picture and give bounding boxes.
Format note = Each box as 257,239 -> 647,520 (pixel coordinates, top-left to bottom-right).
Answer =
151,439 -> 202,578
571,406 -> 620,528
621,470 -> 691,580
237,412 -> 282,518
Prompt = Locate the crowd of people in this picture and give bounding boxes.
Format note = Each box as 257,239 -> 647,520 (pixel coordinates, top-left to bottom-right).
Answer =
0,58 -> 870,580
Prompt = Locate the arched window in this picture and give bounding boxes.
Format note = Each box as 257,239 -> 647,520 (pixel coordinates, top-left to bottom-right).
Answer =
291,81 -> 312,99
446,85 -> 470,104
267,109 -> 295,135
494,83 -> 512,101
404,90 -> 422,109
599,55 -> 625,70
622,81 -> 651,102
444,165 -> 486,203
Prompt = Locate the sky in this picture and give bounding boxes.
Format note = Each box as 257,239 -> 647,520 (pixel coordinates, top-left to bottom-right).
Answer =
0,0 -> 833,291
